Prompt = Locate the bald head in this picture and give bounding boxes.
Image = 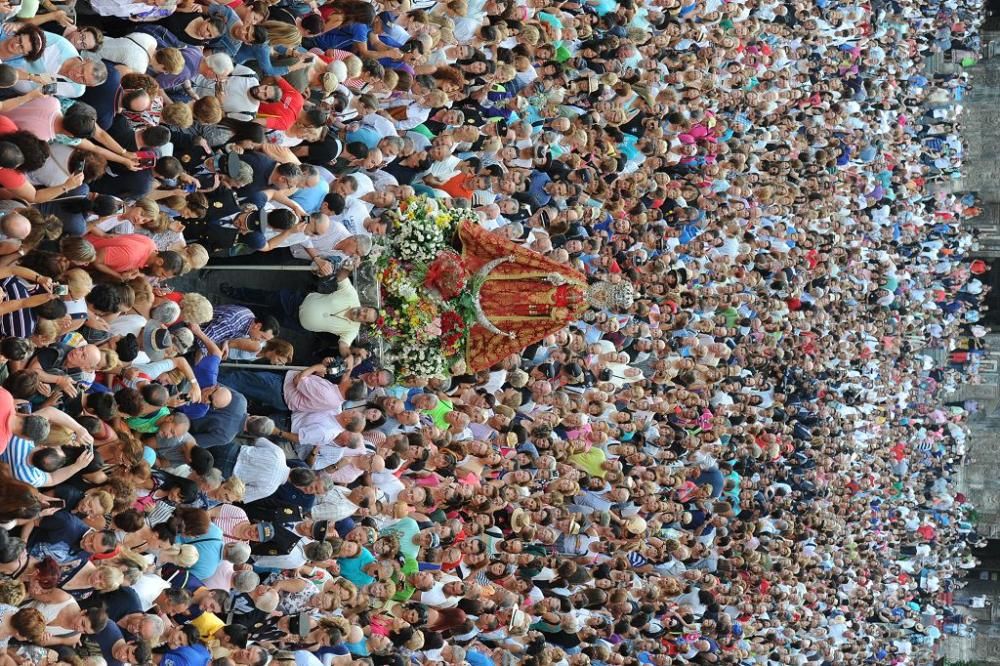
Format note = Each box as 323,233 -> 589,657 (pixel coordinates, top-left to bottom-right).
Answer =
210,385 -> 233,410
1,213 -> 30,241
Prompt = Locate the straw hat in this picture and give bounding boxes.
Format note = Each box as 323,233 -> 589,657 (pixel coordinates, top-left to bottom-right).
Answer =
625,516 -> 648,536
510,508 -> 532,532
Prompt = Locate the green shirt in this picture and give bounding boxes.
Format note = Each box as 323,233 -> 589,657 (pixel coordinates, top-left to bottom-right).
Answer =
424,397 -> 454,430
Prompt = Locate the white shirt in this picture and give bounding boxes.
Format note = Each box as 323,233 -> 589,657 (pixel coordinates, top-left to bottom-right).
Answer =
291,218 -> 351,261
215,65 -> 260,121
89,0 -> 172,18
421,575 -> 461,608
298,279 -> 361,343
292,410 -> 344,457
356,112 -> 397,141
28,143 -> 78,188
311,485 -> 359,523
233,437 -> 290,503
335,197 -> 369,237
98,32 -> 155,72
261,202 -> 310,248
348,172 -> 374,199
133,573 -> 171,611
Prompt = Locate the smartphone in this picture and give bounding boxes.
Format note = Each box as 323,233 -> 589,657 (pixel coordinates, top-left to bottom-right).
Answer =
41,82 -> 57,95
135,150 -> 157,170
52,284 -> 69,297
47,498 -> 65,509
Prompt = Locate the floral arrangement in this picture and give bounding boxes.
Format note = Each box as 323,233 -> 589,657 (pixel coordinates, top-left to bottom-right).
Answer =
386,196 -> 476,264
371,197 -> 480,379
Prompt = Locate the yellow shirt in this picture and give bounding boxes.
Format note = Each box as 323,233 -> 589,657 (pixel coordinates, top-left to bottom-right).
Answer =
569,447 -> 607,478
190,611 -> 225,640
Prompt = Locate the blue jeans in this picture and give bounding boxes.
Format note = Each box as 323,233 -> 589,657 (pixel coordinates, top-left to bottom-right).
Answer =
217,370 -> 288,412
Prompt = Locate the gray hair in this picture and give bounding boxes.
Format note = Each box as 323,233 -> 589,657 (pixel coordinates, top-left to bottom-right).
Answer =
246,415 -> 276,437
231,162 -> 253,188
200,467 -> 223,489
143,615 -> 165,643
205,52 -> 234,77
232,569 -> 259,593
223,541 -> 252,565
151,301 -> 181,324
21,415 -> 50,443
353,234 -> 373,257
379,136 -> 404,152
172,327 -> 194,354
80,52 -> 109,85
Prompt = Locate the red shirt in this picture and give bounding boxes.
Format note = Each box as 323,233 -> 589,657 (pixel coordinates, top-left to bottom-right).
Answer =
258,77 -> 304,132
440,173 -> 474,199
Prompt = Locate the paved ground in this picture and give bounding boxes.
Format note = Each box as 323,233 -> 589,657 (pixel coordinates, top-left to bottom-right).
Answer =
172,261 -> 381,366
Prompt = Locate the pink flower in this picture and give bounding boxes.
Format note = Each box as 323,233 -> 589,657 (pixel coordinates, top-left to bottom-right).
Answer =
424,317 -> 442,337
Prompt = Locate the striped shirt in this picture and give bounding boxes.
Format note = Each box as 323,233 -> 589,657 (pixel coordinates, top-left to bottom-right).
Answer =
232,438 -> 290,503
212,504 -> 250,544
199,305 -> 255,351
0,278 -> 35,339
146,499 -> 177,527
1,436 -> 47,487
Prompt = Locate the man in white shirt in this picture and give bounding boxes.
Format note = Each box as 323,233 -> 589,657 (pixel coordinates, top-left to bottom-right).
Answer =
311,484 -> 382,523
226,437 -> 290,503
215,64 -> 259,121
332,195 -> 370,238
290,217 -> 350,264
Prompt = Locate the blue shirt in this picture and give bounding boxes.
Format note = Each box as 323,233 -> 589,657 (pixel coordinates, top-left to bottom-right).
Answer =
290,180 -> 329,213
178,523 -> 224,580
205,4 -> 241,57
269,481 -> 317,511
235,42 -> 290,78
27,509 -> 89,551
522,170 -> 552,209
467,650 -> 492,666
337,547 -> 376,586
310,23 -> 369,51
178,355 -> 221,420
91,619 -> 125,666
161,644 -> 211,666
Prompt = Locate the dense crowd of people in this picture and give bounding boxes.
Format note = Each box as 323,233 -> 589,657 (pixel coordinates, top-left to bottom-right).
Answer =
0,0 -> 988,661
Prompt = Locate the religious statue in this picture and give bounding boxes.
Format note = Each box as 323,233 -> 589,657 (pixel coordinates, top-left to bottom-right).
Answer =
373,197 -> 633,378
459,220 -> 634,372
